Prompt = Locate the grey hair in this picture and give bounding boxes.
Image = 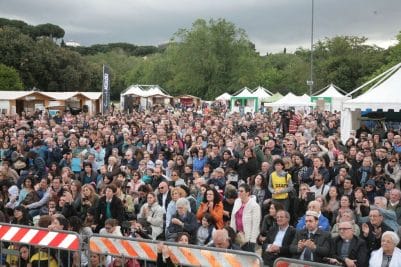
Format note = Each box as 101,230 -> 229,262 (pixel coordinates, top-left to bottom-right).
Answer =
382,231 -> 400,246
176,197 -> 190,210
374,196 -> 388,207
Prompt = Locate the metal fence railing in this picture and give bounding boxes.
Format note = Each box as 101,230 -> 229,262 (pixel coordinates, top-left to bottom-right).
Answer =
0,222 -> 82,267
273,257 -> 337,267
89,234 -> 264,267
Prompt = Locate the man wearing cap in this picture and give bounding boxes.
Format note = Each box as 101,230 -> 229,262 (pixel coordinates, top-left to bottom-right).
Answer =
290,210 -> 330,262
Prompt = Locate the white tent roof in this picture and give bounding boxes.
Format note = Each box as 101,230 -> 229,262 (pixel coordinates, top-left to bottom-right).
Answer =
215,92 -> 232,101
122,85 -> 171,98
265,92 -> 316,107
143,85 -> 172,98
81,92 -> 102,100
301,94 -> 311,102
315,84 -> 347,98
252,86 -> 272,99
122,85 -> 144,96
343,64 -> 401,111
234,87 -> 254,98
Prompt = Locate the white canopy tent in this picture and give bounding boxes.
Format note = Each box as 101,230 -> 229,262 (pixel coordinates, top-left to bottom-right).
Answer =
230,87 -> 259,113
215,92 -> 232,101
252,86 -> 272,101
341,63 -> 401,143
265,92 -> 315,112
312,84 -> 350,112
120,84 -> 172,111
234,87 -> 254,97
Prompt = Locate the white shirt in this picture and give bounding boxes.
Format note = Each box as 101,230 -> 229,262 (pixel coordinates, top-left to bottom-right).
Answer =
310,184 -> 329,198
272,225 -> 289,247
161,192 -> 169,213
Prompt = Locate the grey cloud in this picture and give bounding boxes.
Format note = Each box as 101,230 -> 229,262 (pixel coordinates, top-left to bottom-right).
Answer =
0,0 -> 400,52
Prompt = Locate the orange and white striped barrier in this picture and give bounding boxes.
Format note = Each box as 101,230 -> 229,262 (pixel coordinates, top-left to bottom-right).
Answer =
0,224 -> 80,251
89,235 -> 263,267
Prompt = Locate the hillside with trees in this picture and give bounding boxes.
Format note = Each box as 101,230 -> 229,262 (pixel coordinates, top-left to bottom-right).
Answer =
0,17 -> 400,100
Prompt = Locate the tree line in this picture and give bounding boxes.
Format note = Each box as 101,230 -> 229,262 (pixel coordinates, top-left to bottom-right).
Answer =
0,17 -> 400,100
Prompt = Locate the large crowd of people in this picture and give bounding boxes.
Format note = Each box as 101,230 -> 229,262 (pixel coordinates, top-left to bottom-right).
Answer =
0,105 -> 401,267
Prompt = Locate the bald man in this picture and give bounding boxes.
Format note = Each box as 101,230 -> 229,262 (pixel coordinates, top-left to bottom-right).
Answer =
210,229 -> 239,250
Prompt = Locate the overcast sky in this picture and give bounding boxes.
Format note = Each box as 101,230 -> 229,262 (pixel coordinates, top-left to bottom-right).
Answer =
1,0 -> 400,54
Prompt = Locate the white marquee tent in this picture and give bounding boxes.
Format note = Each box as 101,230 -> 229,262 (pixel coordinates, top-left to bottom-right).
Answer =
265,92 -> 315,112
252,86 -> 272,101
215,92 -> 232,101
120,84 -> 172,110
230,87 -> 259,113
312,84 -> 350,112
341,63 -> 401,143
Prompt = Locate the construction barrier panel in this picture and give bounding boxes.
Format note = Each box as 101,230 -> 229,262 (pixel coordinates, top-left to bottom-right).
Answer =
89,234 -> 264,267
273,257 -> 337,267
0,223 -> 82,267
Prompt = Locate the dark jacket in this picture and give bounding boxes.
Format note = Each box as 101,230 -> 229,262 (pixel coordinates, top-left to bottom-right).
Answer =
237,157 -> 259,181
97,195 -> 124,228
157,191 -> 172,212
262,225 -> 296,265
361,221 -> 392,252
79,170 -> 98,185
167,212 -> 198,244
289,228 -> 331,262
330,235 -> 369,267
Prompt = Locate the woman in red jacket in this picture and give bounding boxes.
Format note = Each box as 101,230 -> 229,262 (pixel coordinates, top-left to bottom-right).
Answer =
196,187 -> 224,229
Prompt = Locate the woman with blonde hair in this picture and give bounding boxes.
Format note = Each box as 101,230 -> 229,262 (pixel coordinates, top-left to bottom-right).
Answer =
80,184 -> 99,221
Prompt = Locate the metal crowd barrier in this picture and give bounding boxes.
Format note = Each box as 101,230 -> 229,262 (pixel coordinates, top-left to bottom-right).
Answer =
0,223 -> 81,267
89,234 -> 264,267
273,257 -> 337,267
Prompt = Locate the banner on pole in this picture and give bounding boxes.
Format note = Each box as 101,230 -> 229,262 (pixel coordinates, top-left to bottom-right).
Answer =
102,65 -> 110,114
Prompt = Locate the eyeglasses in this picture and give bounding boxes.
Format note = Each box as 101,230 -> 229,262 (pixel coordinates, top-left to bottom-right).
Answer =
391,160 -> 397,163
158,186 -> 165,190
338,228 -> 352,231
172,174 -> 178,176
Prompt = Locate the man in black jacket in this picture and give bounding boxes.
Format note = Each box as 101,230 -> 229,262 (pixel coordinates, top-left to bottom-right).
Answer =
327,221 -> 369,266
289,210 -> 331,262
262,210 -> 296,266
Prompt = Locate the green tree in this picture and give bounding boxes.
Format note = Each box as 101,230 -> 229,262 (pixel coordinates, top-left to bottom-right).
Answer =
305,36 -> 385,92
160,18 -> 259,99
0,64 -> 23,90
33,23 -> 65,39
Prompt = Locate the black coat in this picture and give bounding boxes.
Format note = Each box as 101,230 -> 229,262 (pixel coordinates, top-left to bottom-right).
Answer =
331,235 -> 369,267
167,212 -> 198,244
157,191 -> 172,211
262,225 -> 296,265
289,228 -> 331,262
361,221 -> 393,252
97,195 -> 124,228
